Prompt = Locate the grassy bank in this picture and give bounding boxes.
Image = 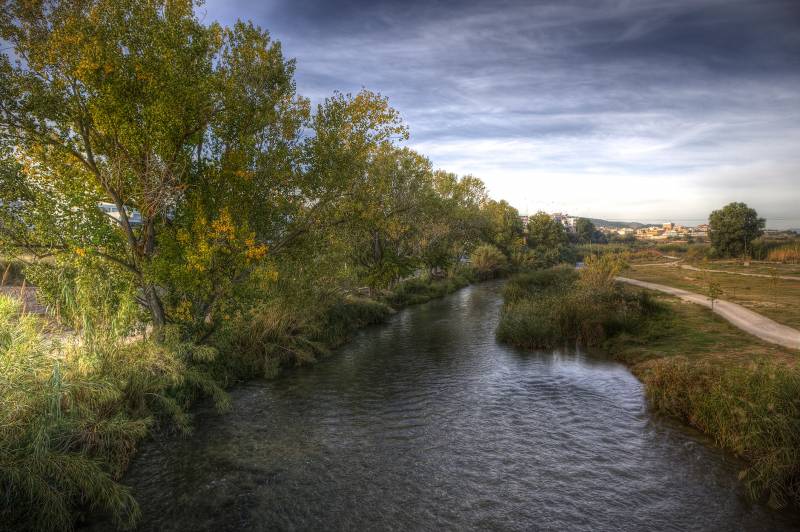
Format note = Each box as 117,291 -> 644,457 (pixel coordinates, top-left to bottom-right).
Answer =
497,262 -> 800,508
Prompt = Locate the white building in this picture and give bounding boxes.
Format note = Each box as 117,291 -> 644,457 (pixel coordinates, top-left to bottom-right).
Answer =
98,202 -> 142,226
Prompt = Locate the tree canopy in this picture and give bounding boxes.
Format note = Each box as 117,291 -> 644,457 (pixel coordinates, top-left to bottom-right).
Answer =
708,202 -> 765,258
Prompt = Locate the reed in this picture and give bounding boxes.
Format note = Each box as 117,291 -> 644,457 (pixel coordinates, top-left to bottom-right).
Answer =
0,296 -> 227,530
767,242 -> 800,264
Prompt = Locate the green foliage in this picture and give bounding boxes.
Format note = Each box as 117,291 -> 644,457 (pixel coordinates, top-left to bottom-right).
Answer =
709,202 -> 765,258
384,268 -> 476,307
471,244 -> 508,280
0,296 -> 226,531
480,200 -> 524,257
525,212 -> 572,268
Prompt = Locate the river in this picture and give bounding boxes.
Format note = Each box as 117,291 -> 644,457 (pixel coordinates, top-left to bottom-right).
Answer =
102,281 -> 799,531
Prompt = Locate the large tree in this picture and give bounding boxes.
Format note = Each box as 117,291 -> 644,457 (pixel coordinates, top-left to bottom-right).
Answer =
708,202 -> 765,258
0,0 -> 405,336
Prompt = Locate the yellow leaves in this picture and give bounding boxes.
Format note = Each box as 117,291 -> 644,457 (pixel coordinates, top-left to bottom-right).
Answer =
244,236 -> 268,262
211,208 -> 236,240
74,247 -> 86,257
234,169 -> 254,180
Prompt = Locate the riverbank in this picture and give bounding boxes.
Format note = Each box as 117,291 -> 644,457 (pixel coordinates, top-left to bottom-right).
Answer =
497,262 -> 800,509
0,267 -> 486,531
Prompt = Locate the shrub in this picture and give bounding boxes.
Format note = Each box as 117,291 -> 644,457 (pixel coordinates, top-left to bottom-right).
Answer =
471,244 -> 508,280
497,258 -> 657,349
385,268 -> 475,307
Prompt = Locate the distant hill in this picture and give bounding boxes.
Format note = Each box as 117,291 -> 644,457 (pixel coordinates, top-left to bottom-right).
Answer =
586,218 -> 646,229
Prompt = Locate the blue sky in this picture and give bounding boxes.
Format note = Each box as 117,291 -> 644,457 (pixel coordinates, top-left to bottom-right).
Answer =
200,0 -> 800,228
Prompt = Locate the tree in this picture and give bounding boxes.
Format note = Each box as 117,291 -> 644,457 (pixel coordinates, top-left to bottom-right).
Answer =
708,202 -> 765,258
575,218 -> 596,244
0,1 -> 407,337
526,211 -> 570,268
480,199 -> 524,257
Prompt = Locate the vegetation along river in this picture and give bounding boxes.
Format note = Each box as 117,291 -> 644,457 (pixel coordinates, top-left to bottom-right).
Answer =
100,282 -> 800,531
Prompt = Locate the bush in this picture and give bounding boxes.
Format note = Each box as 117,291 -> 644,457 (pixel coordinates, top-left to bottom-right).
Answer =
385,268 -> 475,307
502,266 -> 577,303
684,243 -> 711,263
497,258 -> 658,349
471,244 -> 508,280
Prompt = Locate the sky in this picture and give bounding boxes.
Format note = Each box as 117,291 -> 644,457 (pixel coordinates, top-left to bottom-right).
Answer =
200,0 -> 800,228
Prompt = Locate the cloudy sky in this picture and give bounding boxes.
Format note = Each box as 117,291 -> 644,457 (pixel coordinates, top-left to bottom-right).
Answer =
201,0 -> 800,228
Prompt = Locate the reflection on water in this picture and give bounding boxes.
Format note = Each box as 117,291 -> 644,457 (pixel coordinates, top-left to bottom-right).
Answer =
93,281 -> 800,531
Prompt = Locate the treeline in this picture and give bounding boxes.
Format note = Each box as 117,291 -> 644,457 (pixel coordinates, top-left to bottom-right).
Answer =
0,1 -> 533,529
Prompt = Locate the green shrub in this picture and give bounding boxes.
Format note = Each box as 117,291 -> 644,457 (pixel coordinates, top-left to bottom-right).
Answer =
471,244 -> 508,280
497,257 -> 658,349
385,268 -> 475,307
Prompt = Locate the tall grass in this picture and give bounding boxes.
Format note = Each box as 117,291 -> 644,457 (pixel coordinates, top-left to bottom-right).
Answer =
385,268 -> 475,307
497,258 -> 659,349
0,296 -> 227,530
637,357 -> 800,508
768,242 -> 800,264
225,293 -> 392,380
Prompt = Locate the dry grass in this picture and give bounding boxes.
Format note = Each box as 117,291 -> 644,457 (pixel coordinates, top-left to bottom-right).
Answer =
768,243 -> 800,264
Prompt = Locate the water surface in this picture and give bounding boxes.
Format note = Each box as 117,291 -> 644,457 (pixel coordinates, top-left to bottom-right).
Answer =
110,282 -> 799,531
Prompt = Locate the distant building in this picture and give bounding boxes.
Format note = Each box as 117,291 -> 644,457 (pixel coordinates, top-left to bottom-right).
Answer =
551,212 -> 577,233
98,202 -> 142,226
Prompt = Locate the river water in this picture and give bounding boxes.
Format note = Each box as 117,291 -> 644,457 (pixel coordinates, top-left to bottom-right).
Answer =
108,281 -> 799,531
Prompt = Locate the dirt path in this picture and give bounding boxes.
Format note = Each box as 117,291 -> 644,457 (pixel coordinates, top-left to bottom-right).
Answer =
617,276 -> 800,350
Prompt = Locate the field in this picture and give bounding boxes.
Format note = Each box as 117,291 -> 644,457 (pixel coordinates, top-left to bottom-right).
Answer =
625,262 -> 800,330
